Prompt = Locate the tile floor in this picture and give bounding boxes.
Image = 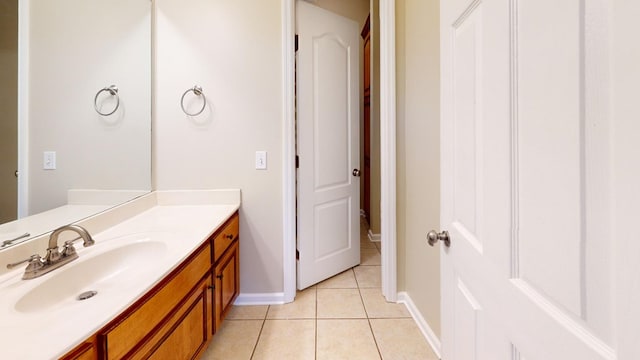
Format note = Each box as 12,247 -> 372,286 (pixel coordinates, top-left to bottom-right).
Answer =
201,220 -> 439,360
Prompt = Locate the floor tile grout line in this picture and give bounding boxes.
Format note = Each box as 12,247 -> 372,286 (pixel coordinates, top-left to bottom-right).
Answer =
352,267 -> 362,289
357,280 -> 370,319
316,317 -> 368,320
314,286 -> 318,360
249,306 -> 269,360
287,315 -> 411,320
369,224 -> 385,359
367,317 -> 384,359
357,257 -> 384,360
228,221 -> 385,359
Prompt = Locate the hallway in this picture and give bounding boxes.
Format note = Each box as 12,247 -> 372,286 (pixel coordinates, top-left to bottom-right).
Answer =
202,219 -> 438,359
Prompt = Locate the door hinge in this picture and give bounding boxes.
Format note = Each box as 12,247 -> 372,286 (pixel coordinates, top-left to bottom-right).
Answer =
295,155 -> 299,169
295,34 -> 299,52
296,249 -> 300,260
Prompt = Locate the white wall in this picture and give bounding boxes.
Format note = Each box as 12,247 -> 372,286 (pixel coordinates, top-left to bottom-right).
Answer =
28,0 -> 151,214
154,0 -> 284,294
396,0 -> 441,338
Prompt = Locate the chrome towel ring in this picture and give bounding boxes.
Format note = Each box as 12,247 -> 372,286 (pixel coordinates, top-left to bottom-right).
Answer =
94,85 -> 120,116
181,85 -> 206,116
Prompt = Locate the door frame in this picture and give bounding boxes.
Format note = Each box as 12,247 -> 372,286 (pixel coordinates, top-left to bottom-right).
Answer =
281,0 -> 397,303
17,0 -> 30,218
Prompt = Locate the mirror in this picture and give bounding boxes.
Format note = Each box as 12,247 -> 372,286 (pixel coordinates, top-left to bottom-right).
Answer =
0,0 -> 151,250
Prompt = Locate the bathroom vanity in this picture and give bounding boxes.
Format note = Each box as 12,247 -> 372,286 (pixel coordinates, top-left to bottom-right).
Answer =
0,190 -> 241,360
63,212 -> 238,360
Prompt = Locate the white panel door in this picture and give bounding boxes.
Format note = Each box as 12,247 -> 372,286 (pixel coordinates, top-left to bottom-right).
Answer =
440,0 -> 624,358
296,1 -> 360,289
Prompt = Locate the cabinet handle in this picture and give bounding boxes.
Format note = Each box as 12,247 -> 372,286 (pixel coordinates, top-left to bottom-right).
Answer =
208,285 -> 215,290
216,274 -> 223,280
224,234 -> 234,240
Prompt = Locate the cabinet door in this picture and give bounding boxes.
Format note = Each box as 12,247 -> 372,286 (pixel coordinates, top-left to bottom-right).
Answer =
214,241 -> 239,330
148,279 -> 212,360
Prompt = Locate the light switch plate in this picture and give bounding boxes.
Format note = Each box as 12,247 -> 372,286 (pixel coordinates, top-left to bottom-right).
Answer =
43,151 -> 56,170
255,151 -> 267,170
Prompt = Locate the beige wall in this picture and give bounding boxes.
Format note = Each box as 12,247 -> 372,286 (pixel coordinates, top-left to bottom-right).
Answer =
369,0 -> 381,234
154,0 -> 284,293
156,0 -> 443,327
0,0 -> 18,223
308,0 -> 369,24
396,0 -> 441,337
28,0 -> 151,214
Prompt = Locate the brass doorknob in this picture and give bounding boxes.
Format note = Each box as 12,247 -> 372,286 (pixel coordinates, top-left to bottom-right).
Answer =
427,230 -> 450,247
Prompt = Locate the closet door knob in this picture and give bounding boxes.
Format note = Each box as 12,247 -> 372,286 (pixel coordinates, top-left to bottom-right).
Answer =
427,230 -> 451,247
352,169 -> 361,177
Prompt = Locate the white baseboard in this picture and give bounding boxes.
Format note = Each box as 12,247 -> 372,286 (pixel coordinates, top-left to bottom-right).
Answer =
397,291 -> 442,359
234,292 -> 286,305
368,229 -> 381,242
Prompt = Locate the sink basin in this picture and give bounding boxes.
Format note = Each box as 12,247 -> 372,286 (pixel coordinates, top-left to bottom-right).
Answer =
15,239 -> 168,313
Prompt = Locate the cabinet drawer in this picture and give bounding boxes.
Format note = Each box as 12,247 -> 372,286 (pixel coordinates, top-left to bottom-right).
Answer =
101,243 -> 211,360
213,214 -> 238,263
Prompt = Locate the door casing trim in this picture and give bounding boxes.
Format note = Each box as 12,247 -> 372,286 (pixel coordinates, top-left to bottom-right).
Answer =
282,0 -> 397,302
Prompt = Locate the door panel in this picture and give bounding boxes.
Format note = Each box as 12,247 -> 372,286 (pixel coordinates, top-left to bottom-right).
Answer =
452,3 -> 483,250
516,0 -> 584,317
454,279 -> 482,360
314,35 -> 350,190
315,198 -> 350,259
297,0 -> 360,290
441,0 -> 616,358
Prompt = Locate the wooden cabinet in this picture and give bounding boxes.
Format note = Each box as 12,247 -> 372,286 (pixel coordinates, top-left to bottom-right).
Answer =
211,213 -> 240,334
214,241 -> 239,332
60,337 -> 98,360
100,242 -> 212,360
147,278 -> 211,360
60,212 -> 240,360
213,213 -> 238,263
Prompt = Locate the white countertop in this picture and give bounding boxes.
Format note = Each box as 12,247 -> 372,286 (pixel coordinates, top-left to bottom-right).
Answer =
0,190 -> 240,359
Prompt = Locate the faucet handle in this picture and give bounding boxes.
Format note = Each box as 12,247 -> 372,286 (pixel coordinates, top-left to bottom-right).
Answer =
7,254 -> 44,271
63,236 -> 84,247
62,236 -> 87,257
62,242 -> 78,257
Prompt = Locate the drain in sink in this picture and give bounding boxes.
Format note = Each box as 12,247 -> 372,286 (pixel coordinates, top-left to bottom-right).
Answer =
77,290 -> 98,301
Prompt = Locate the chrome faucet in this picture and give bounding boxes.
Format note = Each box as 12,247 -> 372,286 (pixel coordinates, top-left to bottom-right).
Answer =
6,224 -> 95,280
46,224 -> 95,262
